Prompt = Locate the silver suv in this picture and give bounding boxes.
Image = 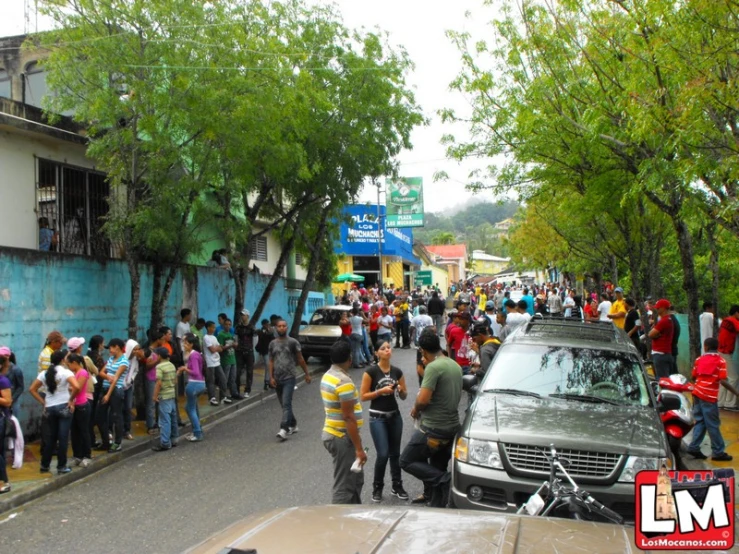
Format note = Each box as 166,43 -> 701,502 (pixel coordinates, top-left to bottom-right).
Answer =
451,318 -> 672,522
297,305 -> 352,362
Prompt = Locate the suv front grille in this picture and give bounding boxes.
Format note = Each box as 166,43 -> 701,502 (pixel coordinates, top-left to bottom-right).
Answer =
503,443 -> 622,479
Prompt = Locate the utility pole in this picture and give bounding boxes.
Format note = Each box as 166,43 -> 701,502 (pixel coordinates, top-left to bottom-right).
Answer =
375,178 -> 383,295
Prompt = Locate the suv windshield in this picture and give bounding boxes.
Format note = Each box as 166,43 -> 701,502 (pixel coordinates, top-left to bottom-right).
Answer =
481,345 -> 650,406
309,309 -> 345,326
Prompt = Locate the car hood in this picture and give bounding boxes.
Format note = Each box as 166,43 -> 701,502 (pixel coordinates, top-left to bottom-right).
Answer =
186,505 -> 647,554
299,324 -> 342,338
467,394 -> 667,457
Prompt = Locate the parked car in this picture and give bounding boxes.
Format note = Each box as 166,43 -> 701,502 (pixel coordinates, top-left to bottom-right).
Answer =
185,505 -> 641,554
297,305 -> 352,362
451,317 -> 674,522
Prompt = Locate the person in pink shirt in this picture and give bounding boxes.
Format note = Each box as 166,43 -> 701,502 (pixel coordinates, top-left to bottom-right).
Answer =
67,353 -> 92,467
178,334 -> 206,442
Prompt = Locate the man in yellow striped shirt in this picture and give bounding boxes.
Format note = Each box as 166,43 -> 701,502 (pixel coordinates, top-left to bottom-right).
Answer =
321,340 -> 366,504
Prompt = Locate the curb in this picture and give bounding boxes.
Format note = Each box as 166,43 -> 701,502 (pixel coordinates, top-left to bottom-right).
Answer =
0,365 -> 326,517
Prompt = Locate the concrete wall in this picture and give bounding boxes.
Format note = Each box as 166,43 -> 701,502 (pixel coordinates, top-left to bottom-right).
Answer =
0,126 -> 93,250
0,247 -> 325,434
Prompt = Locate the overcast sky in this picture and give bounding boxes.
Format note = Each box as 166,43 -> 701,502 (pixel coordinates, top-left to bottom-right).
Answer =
1,1 -> 501,213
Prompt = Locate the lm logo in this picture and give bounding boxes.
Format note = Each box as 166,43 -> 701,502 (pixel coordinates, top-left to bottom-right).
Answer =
635,467 -> 734,550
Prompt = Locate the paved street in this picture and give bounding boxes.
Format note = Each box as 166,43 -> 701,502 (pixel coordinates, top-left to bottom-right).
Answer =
0,347 -> 425,554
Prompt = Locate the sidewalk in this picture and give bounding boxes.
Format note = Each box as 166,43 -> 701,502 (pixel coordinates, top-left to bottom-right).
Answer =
0,364 -> 322,516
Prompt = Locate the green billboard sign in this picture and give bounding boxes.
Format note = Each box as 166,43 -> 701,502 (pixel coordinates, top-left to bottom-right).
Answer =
414,270 -> 433,286
385,177 -> 424,228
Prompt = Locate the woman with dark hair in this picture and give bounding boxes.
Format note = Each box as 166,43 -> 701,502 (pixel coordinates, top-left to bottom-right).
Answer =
86,335 -> 106,446
571,295 -> 584,321
359,340 -> 409,503
0,352 -> 13,493
29,349 -> 80,474
178,333 -> 206,442
67,353 -> 91,467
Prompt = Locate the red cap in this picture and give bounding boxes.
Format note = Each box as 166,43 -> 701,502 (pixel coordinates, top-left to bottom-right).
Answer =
654,299 -> 671,310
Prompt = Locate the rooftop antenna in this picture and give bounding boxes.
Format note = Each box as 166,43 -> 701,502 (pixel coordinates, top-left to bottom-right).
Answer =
24,0 -> 39,34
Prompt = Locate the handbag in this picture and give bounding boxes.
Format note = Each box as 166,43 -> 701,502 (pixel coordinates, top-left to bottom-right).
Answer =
3,414 -> 16,439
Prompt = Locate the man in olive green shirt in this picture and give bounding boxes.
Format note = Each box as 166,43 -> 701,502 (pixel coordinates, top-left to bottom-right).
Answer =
152,347 -> 178,451
400,329 -> 462,507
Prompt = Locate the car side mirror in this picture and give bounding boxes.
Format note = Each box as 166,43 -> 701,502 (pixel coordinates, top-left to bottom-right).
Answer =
463,374 -> 478,394
650,380 -> 660,397
657,395 -> 680,412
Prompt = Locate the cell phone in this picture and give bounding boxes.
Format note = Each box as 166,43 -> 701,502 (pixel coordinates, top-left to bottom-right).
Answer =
392,382 -> 398,390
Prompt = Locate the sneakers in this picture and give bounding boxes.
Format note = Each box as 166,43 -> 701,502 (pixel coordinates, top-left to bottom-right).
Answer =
243,392 -> 251,399
410,494 -> 428,505
712,452 -> 733,461
288,426 -> 299,435
224,397 -> 233,404
72,457 -> 82,466
57,467 -> 72,475
124,433 -> 134,440
151,444 -> 171,452
40,466 -> 51,474
188,435 -> 203,442
93,443 -> 109,452
108,443 -> 122,453
276,429 -> 288,441
686,449 -> 708,460
391,481 -> 409,500
209,398 -> 219,406
80,458 -> 92,468
372,483 -> 383,503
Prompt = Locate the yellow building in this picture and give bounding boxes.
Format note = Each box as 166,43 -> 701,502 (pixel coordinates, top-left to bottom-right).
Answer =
470,250 -> 511,276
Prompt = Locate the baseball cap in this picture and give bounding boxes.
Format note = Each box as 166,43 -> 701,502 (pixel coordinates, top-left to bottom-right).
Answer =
67,337 -> 86,351
654,299 -> 671,310
241,309 -> 250,316
614,287 -> 624,293
106,338 -> 126,349
0,346 -> 11,357
485,300 -> 495,310
469,321 -> 490,337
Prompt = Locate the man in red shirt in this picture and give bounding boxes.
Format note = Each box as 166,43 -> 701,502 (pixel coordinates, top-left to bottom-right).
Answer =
717,305 -> 739,410
686,337 -> 739,461
447,311 -> 472,374
648,299 -> 674,379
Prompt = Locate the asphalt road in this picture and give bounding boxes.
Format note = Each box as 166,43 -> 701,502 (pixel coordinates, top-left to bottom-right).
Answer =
0,346 -> 427,554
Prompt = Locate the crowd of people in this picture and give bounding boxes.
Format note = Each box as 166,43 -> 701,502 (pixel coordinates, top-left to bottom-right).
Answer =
0,309 -> 290,494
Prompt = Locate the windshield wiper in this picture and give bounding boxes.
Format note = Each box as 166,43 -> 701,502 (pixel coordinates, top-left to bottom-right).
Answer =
549,393 -> 621,405
482,388 -> 542,399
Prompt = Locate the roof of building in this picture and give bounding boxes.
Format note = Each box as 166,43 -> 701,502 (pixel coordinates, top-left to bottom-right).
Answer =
425,244 -> 467,260
471,250 -> 511,262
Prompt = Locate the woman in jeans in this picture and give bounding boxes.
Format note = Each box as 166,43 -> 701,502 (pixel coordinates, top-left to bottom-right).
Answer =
178,333 -> 206,442
67,353 -> 91,467
359,340 -> 409,503
0,350 -> 13,493
29,349 -> 80,474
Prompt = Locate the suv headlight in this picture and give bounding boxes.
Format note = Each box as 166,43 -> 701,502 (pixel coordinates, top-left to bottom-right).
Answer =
619,456 -> 670,482
456,438 -> 503,469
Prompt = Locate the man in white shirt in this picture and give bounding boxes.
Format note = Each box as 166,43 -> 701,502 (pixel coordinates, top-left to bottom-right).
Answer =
597,293 -> 612,322
699,301 -> 715,354
498,300 -> 529,342
547,290 -> 563,316
175,308 -> 193,355
410,306 -> 433,346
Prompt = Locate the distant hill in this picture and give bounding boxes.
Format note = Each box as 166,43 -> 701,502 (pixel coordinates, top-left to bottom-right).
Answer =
415,199 -> 519,254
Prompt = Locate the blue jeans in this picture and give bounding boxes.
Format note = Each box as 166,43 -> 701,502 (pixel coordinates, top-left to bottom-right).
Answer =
145,379 -> 158,429
42,403 -> 73,470
400,426 -> 458,507
185,381 -> 206,438
223,363 -> 239,397
652,353 -> 673,379
362,328 -> 373,362
350,334 -> 365,367
158,397 -> 178,448
275,377 -> 297,431
688,397 -> 725,455
369,413 -> 403,485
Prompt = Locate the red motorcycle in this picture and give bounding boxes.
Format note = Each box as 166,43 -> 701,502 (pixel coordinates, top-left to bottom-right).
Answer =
657,374 -> 695,459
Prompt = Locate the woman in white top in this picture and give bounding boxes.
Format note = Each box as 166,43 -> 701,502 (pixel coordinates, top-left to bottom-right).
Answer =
30,349 -> 80,474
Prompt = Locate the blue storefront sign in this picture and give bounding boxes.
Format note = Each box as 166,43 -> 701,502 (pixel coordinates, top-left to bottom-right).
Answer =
337,205 -> 420,264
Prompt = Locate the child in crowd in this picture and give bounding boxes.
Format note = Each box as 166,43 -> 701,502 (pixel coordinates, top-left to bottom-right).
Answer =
151,347 -> 178,451
256,319 -> 274,390
686,337 -> 739,462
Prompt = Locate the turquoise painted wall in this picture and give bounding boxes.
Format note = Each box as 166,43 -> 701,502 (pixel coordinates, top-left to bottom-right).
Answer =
0,248 -> 325,434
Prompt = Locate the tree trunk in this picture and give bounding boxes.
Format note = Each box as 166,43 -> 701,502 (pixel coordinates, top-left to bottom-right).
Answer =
290,214 -> 329,338
150,261 -> 163,332
233,240 -> 255,323
251,233 -> 296,325
707,224 -> 720,337
673,217 -> 701,364
126,259 -> 141,340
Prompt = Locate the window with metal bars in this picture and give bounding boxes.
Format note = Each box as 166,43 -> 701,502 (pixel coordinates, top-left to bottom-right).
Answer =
249,235 -> 268,262
295,251 -> 304,266
35,157 -> 111,257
